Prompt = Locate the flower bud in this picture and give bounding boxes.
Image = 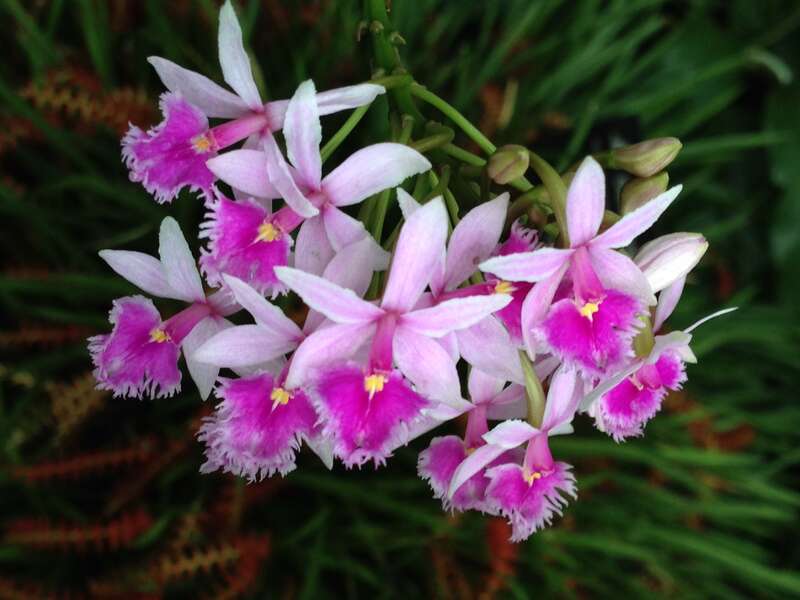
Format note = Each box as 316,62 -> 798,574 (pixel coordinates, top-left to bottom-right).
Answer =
635,233 -> 708,293
488,145 -> 530,184
620,172 -> 670,214
611,138 -> 682,177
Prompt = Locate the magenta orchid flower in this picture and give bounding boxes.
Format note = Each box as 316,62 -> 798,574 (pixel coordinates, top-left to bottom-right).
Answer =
204,78 -> 428,292
481,156 -> 683,376
447,367 -> 581,541
123,1 -> 385,204
89,217 -> 238,400
588,275 -> 736,441
273,197 -> 512,467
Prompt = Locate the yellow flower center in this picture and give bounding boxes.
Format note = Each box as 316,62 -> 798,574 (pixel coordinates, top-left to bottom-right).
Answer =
255,221 -> 281,243
149,328 -> 171,343
270,387 -> 291,407
191,133 -> 213,154
524,470 -> 543,486
579,300 -> 602,321
363,373 -> 387,400
494,280 -> 516,295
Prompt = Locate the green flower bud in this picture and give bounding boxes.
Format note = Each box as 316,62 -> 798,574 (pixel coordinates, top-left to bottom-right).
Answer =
620,172 -> 670,214
611,138 -> 682,177
488,145 -> 529,184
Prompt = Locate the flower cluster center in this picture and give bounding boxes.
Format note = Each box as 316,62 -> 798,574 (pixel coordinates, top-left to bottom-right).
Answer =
363,373 -> 387,400
149,327 -> 171,343
270,387 -> 291,408
255,221 -> 282,243
578,299 -> 602,321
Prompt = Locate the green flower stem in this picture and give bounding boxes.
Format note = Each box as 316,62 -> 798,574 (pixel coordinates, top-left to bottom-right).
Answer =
409,130 -> 454,154
519,350 -> 546,428
442,143 -> 487,167
528,150 -> 569,246
428,169 -> 459,226
320,104 -> 371,163
370,188 -> 393,243
507,186 -> 551,221
633,315 -> 656,358
369,73 -> 414,90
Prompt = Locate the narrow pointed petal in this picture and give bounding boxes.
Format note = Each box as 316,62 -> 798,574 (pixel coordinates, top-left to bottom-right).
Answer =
448,444 -> 507,499
566,156 -> 606,246
483,419 -> 538,448
263,134 -> 318,217
443,193 -> 509,291
159,217 -> 204,302
294,216 -> 335,276
206,149 -> 279,199
381,197 -> 448,312
206,289 -> 241,317
275,267 -> 384,325
99,250 -> 175,300
588,246 -> 655,305
541,368 -> 580,432
321,205 -> 376,251
457,316 -> 524,384
182,316 -> 228,400
222,274 -> 303,340
218,0 -> 261,110
591,185 -> 682,249
480,248 -> 573,283
285,322 -> 375,389
322,143 -> 430,207
193,324 -> 297,368
401,295 -> 512,338
684,307 -> 738,334
315,83 -> 385,114
393,326 -> 462,405
396,187 -> 421,219
284,80 -> 322,190
147,56 -> 249,118
653,276 -> 685,332
519,262 -> 570,356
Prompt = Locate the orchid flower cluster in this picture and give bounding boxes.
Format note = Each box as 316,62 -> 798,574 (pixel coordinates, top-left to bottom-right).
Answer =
89,2 -> 732,542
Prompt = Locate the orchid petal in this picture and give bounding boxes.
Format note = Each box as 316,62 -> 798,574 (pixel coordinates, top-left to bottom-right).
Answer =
483,419 -> 538,448
468,368 -> 506,404
591,185 -> 682,249
480,248 -> 573,283
159,217 -> 204,302
381,197 -> 449,312
222,274 -> 303,340
206,150 -> 280,199
305,436 -> 335,470
286,322 -> 375,389
443,193 -> 509,290
182,316 -> 229,400
653,276 -> 685,332
448,444 -> 507,499
98,250 -> 175,300
275,267 -> 384,324
401,295 -> 512,338
193,324 -> 297,368
566,156 -> 606,246
636,233 -> 708,293
294,215 -> 335,276
396,187 -> 421,220
315,83 -> 386,114
649,331 -> 693,363
218,0 -> 261,110
393,326 -> 462,405
457,316 -> 524,384
588,246 -> 655,305
147,57 -> 249,119
519,262 -> 570,356
486,385 -> 526,420
322,143 -> 430,207
321,205 -> 376,252
578,361 -> 643,412
541,367 -> 580,432
263,134 -> 318,217
284,79 -> 322,190
206,288 -> 241,317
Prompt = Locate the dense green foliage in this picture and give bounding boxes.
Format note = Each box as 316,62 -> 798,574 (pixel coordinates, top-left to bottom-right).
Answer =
1,1 -> 799,597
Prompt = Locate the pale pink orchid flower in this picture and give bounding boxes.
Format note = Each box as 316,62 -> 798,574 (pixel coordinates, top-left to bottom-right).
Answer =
123,0 -> 385,203
88,217 -> 238,400
480,156 -> 683,376
201,78 -> 424,293
273,197 -> 512,467
447,367 -> 582,542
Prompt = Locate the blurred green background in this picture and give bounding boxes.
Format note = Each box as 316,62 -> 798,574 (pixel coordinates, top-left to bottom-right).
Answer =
1,0 -> 799,598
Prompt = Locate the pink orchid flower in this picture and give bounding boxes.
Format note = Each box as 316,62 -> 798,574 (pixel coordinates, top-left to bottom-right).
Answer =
447,367 -> 582,542
89,218 -> 238,400
123,0 -> 385,204
273,197 -> 512,467
481,156 -> 683,376
588,275 -> 737,440
200,78 -> 422,293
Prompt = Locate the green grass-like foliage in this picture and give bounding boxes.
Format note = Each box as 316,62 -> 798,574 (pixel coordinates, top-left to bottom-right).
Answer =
1,0 -> 799,597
